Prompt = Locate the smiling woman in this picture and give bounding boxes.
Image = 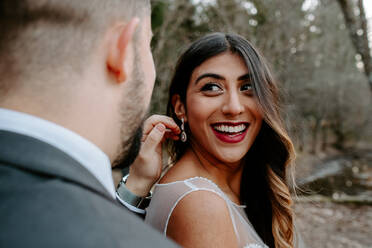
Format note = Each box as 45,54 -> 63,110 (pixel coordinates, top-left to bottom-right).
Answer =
144,33 -> 296,248
182,52 -> 263,164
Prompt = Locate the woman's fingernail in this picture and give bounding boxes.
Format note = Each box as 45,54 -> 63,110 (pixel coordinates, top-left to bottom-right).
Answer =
156,123 -> 165,132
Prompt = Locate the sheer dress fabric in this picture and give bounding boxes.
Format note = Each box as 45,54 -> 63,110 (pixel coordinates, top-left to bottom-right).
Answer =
145,177 -> 268,248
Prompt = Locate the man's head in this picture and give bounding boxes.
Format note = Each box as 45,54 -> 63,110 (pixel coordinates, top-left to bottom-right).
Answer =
0,0 -> 155,167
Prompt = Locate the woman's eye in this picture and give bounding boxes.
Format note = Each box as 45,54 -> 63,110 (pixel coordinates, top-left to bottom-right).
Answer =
240,83 -> 253,92
200,83 -> 222,92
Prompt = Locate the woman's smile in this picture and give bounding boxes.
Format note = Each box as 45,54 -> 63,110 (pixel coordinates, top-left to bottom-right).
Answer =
211,122 -> 249,143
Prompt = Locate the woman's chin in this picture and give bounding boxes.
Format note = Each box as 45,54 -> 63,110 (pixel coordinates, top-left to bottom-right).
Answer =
216,152 -> 245,166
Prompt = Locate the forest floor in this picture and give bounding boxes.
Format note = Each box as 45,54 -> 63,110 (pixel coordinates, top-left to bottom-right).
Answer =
294,201 -> 372,248
294,148 -> 372,247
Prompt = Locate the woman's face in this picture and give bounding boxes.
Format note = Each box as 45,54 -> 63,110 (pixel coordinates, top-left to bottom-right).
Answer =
183,52 -> 263,165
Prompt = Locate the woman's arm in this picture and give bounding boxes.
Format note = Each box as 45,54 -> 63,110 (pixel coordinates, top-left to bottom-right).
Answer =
126,115 -> 180,196
116,115 -> 180,215
166,190 -> 239,248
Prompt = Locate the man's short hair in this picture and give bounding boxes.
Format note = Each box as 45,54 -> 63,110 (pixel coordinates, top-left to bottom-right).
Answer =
0,0 -> 150,95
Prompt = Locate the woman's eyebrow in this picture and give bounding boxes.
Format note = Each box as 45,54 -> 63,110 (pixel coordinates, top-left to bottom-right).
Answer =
238,73 -> 251,81
194,73 -> 225,85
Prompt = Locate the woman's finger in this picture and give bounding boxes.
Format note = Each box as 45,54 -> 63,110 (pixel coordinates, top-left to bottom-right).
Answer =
142,128 -> 180,142
141,123 -> 166,152
143,115 -> 180,135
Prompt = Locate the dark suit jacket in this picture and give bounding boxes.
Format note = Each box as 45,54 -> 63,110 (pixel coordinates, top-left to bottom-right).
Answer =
0,130 -> 177,248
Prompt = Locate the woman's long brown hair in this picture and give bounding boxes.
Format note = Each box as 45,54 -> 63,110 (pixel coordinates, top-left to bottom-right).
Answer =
166,32 -> 295,248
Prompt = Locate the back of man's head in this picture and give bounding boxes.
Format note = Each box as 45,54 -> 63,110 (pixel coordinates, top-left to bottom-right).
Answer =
0,0 -> 150,98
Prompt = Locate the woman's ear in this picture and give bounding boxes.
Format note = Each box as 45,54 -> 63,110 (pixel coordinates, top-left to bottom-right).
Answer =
171,94 -> 187,122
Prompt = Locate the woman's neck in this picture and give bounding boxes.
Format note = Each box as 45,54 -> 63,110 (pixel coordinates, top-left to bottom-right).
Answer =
185,145 -> 244,201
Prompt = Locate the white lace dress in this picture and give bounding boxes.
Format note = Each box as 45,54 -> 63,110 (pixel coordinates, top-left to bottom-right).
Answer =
145,177 -> 268,248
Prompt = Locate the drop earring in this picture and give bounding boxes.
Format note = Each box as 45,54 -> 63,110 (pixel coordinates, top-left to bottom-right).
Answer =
180,117 -> 187,142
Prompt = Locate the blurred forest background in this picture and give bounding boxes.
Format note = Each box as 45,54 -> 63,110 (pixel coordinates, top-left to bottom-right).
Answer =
148,0 -> 372,247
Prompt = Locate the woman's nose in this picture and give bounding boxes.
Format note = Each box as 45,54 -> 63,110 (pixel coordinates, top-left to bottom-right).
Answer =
221,91 -> 244,116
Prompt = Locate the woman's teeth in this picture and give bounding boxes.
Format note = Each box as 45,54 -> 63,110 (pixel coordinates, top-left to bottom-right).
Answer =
213,124 -> 247,134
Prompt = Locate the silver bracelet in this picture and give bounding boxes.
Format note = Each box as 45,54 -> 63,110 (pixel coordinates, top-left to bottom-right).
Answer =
116,174 -> 152,209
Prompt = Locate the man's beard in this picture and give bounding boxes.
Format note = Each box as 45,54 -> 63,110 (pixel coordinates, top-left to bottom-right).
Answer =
113,125 -> 143,169
112,42 -> 147,170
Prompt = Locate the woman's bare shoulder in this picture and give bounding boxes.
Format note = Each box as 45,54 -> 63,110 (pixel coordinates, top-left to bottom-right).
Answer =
166,189 -> 238,247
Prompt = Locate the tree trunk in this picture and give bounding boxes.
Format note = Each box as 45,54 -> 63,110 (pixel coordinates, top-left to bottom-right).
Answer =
337,0 -> 372,93
310,118 -> 321,154
321,124 -> 328,151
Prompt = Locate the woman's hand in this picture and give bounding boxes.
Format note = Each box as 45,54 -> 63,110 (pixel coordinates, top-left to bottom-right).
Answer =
125,115 -> 180,197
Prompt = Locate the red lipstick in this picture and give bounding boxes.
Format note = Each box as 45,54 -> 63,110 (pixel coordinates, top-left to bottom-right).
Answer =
211,122 -> 248,144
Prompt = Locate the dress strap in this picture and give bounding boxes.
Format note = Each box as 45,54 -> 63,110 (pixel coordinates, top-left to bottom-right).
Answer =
184,180 -> 196,190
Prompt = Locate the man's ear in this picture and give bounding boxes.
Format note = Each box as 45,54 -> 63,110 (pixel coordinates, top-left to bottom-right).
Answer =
107,17 -> 139,83
172,94 -> 187,122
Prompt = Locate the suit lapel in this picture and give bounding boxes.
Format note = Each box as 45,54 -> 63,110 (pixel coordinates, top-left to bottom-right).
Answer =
0,130 -> 116,203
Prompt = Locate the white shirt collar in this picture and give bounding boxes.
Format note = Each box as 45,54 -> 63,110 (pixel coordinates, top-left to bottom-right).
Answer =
0,108 -> 115,198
